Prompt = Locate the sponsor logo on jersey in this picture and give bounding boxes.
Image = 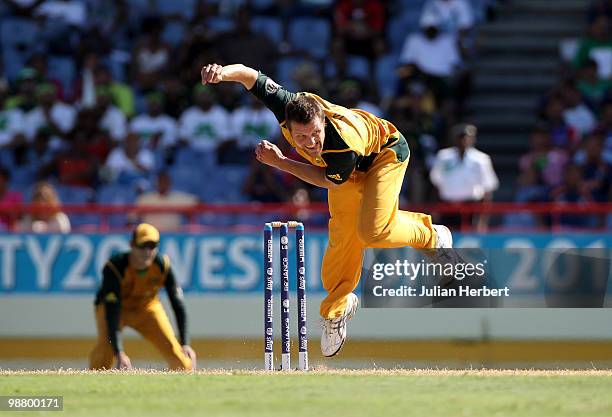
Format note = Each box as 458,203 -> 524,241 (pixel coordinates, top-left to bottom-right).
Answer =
105,292 -> 118,303
265,78 -> 280,94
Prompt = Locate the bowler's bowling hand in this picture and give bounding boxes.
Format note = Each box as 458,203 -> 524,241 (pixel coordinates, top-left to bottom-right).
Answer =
255,140 -> 286,168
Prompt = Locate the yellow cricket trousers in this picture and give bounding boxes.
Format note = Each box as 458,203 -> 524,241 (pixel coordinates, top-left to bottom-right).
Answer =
320,148 -> 436,319
89,301 -> 192,370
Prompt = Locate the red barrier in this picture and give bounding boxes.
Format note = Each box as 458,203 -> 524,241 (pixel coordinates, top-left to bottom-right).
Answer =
0,202 -> 610,232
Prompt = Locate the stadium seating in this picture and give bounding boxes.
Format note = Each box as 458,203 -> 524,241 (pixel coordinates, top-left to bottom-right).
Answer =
54,185 -> 93,205
48,56 -> 77,98
250,0 -> 276,10
469,0 -> 490,23
386,0 -> 428,55
0,152 -> 14,171
54,185 -> 99,230
288,17 -> 330,59
162,21 -> 188,47
0,1 -> 10,17
202,165 -> 249,203
397,0 -> 427,8
276,57 -> 315,92
0,18 -> 39,52
2,49 -> 29,83
346,55 -> 370,81
10,165 -> 39,189
251,16 -> 284,44
386,12 -> 416,56
96,184 -> 137,229
174,147 -> 215,169
1,18 -> 40,80
207,17 -> 236,34
154,0 -> 196,19
127,0 -> 149,11
375,54 -> 399,99
169,165 -> 201,195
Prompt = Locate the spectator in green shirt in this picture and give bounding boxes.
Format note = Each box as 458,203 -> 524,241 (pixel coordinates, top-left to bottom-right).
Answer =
573,15 -> 612,77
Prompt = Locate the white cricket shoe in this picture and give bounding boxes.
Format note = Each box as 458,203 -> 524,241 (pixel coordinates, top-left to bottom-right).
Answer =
320,293 -> 359,357
432,224 -> 453,248
428,224 -> 463,288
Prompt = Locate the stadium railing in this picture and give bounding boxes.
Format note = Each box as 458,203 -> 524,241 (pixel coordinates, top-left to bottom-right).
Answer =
0,202 -> 611,232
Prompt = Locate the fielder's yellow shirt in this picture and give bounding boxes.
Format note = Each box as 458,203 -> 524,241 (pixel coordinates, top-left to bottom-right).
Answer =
94,252 -> 188,353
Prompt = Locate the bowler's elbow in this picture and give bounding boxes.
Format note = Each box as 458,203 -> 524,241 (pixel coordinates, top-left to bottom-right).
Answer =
324,177 -> 343,189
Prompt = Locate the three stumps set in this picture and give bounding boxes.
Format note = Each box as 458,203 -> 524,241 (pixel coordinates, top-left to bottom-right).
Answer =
264,221 -> 308,371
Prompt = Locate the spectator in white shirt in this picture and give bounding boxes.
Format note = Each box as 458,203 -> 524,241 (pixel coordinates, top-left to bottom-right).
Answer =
104,132 -> 155,184
131,20 -> 171,92
561,80 -> 597,137
130,93 -> 178,151
135,171 -> 199,232
25,83 -> 76,151
222,96 -> 279,163
422,0 -> 474,30
420,0 -> 475,51
96,86 -> 128,144
430,123 -> 499,231
400,19 -> 461,78
34,1 -> 88,56
35,0 -> 87,27
398,17 -> 461,106
178,85 -> 232,154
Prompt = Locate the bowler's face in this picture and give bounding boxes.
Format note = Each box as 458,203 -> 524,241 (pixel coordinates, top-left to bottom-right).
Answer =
290,118 -> 326,157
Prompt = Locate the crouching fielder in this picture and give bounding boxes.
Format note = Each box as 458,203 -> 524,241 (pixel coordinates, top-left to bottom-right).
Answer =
201,63 -> 453,357
89,223 -> 196,370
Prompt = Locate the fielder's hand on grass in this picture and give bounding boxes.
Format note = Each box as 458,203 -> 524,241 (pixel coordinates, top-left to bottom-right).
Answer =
116,351 -> 132,370
182,345 -> 197,369
255,140 -> 285,168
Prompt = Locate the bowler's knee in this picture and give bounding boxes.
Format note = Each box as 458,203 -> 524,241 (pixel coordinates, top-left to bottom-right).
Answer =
357,221 -> 387,245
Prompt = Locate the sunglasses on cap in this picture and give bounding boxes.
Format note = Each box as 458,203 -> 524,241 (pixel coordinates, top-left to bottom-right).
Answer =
136,241 -> 158,250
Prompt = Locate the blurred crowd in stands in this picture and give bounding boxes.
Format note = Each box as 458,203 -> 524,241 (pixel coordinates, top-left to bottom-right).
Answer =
513,0 -> 612,229
1,0 -> 608,232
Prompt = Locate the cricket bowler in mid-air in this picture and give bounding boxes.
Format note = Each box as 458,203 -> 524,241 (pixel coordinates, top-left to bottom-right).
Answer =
201,63 -> 454,357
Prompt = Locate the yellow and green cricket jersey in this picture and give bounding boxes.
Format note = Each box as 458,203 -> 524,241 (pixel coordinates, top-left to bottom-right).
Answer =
94,252 -> 188,353
250,72 -> 409,184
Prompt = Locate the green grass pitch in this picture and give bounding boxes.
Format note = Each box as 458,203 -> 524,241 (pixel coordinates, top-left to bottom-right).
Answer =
1,369 -> 612,417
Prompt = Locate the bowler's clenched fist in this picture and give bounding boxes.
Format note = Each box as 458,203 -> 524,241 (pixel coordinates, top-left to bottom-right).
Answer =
255,140 -> 286,168
201,63 -> 224,85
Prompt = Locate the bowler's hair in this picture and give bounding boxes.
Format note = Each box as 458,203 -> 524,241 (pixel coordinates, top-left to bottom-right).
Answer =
285,95 -> 324,128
